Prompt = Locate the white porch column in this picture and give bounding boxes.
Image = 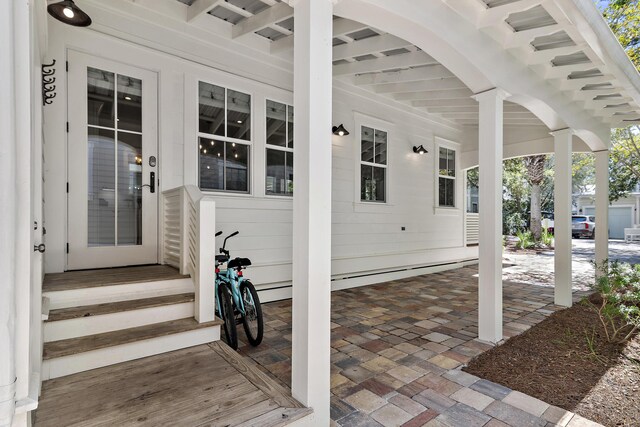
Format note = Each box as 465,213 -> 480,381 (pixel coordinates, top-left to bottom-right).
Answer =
595,149 -> 610,273
552,129 -> 573,307
0,0 -> 18,424
473,88 -> 508,344
290,0 -> 332,423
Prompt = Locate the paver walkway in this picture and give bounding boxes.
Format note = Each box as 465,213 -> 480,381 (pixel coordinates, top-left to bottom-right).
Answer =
238,265 -> 602,427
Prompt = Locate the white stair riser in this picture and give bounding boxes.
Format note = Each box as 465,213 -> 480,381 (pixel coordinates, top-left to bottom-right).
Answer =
44,302 -> 195,342
41,326 -> 220,380
44,278 -> 194,309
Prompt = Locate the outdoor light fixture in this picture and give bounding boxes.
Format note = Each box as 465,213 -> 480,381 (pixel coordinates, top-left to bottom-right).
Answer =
332,124 -> 350,136
47,0 -> 92,27
413,145 -> 428,155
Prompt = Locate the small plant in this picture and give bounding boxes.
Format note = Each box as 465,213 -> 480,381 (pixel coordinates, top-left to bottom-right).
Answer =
588,261 -> 640,344
515,230 -> 535,249
541,226 -> 554,247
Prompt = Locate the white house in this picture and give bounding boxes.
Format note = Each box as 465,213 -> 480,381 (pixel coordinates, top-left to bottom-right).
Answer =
576,184 -> 640,239
2,0 -> 640,425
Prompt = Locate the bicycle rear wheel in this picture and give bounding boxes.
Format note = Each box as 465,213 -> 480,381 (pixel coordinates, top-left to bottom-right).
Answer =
240,281 -> 263,346
218,283 -> 238,350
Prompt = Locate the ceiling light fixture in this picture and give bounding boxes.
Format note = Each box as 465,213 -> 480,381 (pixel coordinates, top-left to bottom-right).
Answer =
413,145 -> 428,155
47,0 -> 92,27
332,124 -> 350,136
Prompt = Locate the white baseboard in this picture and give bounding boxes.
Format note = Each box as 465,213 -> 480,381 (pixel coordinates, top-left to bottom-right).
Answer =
44,302 -> 195,342
41,326 -> 220,380
256,258 -> 479,303
44,278 -> 194,309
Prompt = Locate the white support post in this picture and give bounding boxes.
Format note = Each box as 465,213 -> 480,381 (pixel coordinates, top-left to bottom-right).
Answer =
0,0 -> 17,424
196,197 -> 216,323
291,0 -> 332,423
472,88 -> 508,344
552,129 -> 573,307
595,149 -> 610,273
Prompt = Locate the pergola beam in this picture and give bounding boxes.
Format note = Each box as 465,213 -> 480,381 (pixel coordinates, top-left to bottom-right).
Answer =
354,64 -> 453,85
232,2 -> 293,39
333,51 -> 437,76
504,24 -> 562,48
527,44 -> 586,65
476,0 -> 542,29
271,18 -> 368,54
333,33 -> 411,61
187,0 -> 220,23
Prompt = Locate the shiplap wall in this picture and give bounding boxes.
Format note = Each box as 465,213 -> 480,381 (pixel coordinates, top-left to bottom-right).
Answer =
44,3 -> 478,295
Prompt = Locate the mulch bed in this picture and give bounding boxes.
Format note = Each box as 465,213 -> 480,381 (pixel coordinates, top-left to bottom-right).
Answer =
463,299 -> 640,427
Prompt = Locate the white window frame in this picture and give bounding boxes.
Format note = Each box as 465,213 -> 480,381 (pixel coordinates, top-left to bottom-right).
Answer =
265,99 -> 294,197
353,113 -> 393,207
196,79 -> 254,195
434,137 -> 461,215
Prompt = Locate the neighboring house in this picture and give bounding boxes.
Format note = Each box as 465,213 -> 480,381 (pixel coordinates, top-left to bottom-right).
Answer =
2,0 -> 640,425
575,185 -> 640,239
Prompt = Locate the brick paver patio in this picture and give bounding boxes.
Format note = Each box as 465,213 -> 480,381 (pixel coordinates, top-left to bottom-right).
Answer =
238,265 -> 600,426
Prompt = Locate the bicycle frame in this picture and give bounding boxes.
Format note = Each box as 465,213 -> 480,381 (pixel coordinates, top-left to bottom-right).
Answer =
215,264 -> 248,316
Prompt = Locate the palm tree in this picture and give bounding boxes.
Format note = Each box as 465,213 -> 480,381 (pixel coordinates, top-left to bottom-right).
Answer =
524,155 -> 547,241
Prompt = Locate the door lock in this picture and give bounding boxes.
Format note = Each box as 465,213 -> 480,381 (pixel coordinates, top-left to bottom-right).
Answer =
140,171 -> 156,193
34,244 -> 46,253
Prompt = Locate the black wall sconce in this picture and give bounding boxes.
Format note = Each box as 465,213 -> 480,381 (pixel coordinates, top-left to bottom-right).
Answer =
413,145 -> 428,155
332,124 -> 350,136
42,60 -> 57,106
48,0 -> 92,27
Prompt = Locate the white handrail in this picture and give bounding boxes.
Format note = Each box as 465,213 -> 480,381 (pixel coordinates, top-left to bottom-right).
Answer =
162,185 -> 216,322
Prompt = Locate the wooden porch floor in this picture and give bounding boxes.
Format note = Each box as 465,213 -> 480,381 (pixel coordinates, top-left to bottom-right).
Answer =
34,341 -> 311,427
43,265 -> 188,291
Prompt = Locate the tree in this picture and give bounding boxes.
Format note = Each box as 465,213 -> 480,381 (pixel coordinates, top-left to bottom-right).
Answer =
599,1 -> 640,200
524,155 -> 547,240
600,0 -> 640,70
610,126 -> 640,201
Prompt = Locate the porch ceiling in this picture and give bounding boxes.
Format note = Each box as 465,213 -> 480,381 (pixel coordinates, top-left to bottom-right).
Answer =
175,0 -> 640,130
175,0 -> 545,128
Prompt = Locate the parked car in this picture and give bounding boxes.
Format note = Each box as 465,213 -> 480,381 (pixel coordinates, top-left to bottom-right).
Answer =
572,215 -> 595,239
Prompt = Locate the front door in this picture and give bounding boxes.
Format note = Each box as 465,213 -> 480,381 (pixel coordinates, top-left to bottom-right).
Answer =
67,51 -> 158,270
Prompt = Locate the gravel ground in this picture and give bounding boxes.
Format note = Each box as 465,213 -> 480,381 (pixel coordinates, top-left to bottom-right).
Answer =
502,239 -> 640,292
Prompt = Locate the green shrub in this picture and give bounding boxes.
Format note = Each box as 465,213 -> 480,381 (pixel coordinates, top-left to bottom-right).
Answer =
515,230 -> 535,249
588,261 -> 640,344
541,227 -> 554,247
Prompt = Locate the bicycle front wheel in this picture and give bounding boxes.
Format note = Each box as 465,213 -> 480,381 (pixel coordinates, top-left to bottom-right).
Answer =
240,281 -> 263,346
218,283 -> 238,350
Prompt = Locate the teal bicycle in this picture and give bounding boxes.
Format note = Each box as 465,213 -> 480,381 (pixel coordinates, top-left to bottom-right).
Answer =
214,231 -> 264,350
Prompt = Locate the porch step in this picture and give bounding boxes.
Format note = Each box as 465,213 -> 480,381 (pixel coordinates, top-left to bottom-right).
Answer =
44,293 -> 196,342
43,265 -> 193,309
42,318 -> 223,380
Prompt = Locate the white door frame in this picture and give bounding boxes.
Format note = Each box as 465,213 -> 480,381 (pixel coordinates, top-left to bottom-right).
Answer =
66,50 -> 159,270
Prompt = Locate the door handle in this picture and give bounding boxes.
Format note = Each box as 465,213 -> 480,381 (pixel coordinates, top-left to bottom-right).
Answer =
149,171 -> 155,193
141,171 -> 155,193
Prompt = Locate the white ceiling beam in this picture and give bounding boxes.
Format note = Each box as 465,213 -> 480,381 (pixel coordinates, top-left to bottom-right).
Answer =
600,106 -> 637,117
589,96 -> 632,108
607,112 -> 640,121
426,104 -> 527,113
353,65 -> 453,85
333,33 -> 412,61
573,87 -> 623,101
411,98 -> 478,108
526,43 -> 586,65
390,88 -> 472,101
187,0 -> 220,23
545,63 -> 597,79
476,0 -> 542,29
376,77 -> 466,94
560,74 -> 614,90
270,18 -> 368,54
232,2 -> 293,39
333,51 -> 437,76
504,24 -> 562,48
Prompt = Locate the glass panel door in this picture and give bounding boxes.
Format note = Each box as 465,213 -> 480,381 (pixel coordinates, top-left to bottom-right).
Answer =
67,51 -> 158,270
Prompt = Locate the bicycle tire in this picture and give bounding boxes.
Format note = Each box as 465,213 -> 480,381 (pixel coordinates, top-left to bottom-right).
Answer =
239,281 -> 263,346
218,283 -> 238,350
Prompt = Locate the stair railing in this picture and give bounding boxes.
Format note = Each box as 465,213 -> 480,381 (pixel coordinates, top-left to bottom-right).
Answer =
162,185 -> 216,322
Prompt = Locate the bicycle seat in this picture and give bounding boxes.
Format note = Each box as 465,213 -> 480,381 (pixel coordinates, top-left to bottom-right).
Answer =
215,255 -> 228,263
227,257 -> 251,269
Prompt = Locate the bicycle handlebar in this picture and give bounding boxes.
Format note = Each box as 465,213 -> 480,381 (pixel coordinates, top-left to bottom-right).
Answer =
220,231 -> 240,256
